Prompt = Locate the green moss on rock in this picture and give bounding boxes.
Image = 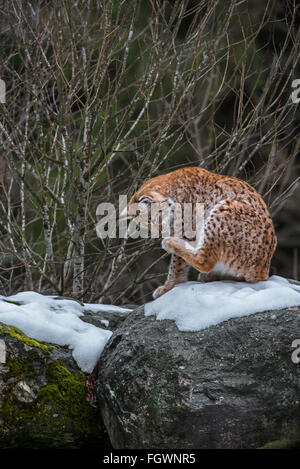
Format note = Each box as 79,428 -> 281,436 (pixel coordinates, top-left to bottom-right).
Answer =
37,360 -> 99,435
0,323 -> 53,353
0,322 -> 110,448
6,356 -> 32,378
1,360 -> 100,444
259,435 -> 300,449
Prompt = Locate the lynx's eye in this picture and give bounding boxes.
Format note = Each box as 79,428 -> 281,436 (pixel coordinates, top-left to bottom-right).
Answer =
138,196 -> 151,206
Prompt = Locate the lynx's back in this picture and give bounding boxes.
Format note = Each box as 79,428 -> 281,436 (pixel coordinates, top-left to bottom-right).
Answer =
127,167 -> 277,298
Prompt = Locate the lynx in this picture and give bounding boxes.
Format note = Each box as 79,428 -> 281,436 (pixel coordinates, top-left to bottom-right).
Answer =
122,167 -> 277,299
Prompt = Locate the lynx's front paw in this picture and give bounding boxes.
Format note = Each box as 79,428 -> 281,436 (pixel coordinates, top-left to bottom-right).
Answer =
161,236 -> 183,254
153,284 -> 172,299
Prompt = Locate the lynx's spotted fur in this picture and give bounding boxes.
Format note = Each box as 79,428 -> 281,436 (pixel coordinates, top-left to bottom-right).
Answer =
125,167 -> 277,299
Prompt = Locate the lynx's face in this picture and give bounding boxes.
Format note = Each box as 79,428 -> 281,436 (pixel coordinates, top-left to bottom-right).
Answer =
120,189 -> 175,237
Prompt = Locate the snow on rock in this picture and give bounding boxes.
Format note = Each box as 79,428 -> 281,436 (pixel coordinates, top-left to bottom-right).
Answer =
82,303 -> 132,314
145,275 -> 300,332
2,276 -> 299,372
0,291 -> 131,373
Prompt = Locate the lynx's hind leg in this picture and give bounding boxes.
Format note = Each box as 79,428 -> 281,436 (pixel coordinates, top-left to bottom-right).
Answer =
160,198 -> 276,287
161,199 -> 266,279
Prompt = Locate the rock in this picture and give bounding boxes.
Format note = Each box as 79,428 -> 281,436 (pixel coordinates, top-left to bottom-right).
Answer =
0,322 -> 112,449
82,308 -> 131,331
96,305 -> 300,449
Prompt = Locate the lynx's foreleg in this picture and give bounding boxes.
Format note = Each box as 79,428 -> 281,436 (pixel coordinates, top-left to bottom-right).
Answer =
153,254 -> 187,299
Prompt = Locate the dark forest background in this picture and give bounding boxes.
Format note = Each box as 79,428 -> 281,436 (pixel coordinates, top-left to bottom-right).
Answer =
0,0 -> 299,305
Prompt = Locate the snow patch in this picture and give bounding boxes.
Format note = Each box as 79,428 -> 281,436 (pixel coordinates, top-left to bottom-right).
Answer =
0,291 -> 131,372
145,275 -> 300,331
83,303 -> 131,314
